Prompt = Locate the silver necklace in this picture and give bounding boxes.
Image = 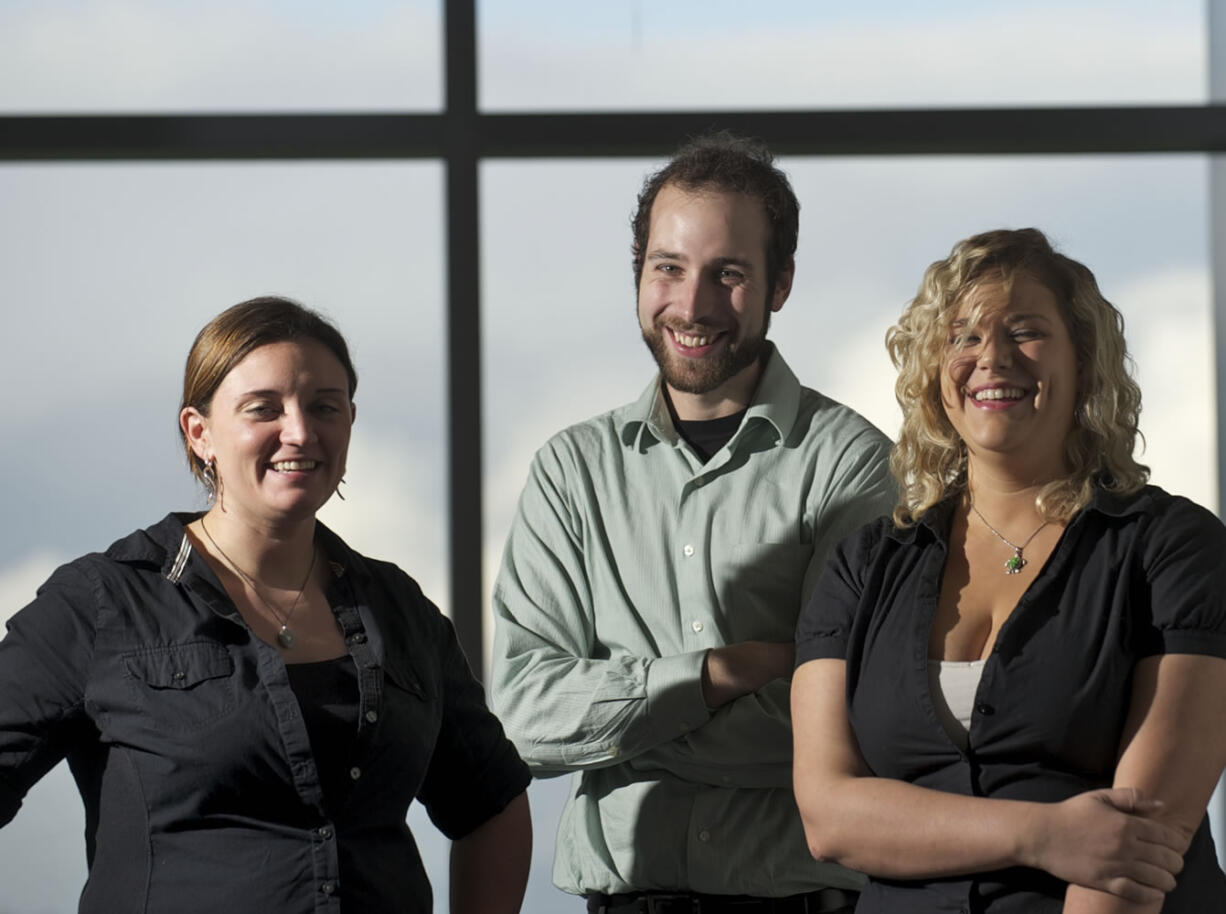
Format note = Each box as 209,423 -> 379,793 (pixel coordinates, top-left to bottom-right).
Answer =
969,503 -> 1048,576
199,517 -> 316,649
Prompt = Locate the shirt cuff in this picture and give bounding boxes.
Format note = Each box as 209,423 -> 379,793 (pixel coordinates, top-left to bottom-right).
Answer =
644,649 -> 710,739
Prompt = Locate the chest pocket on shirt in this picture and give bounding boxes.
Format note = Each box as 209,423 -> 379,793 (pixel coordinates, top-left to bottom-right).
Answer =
381,662 -> 442,793
122,641 -> 237,732
717,542 -> 812,641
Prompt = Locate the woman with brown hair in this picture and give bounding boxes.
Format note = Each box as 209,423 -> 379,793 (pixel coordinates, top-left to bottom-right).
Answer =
792,229 -> 1226,912
0,296 -> 531,913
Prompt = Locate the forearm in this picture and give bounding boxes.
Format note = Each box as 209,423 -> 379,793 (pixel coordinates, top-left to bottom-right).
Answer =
449,791 -> 531,914
701,640 -> 794,708
1061,654 -> 1226,913
630,679 -> 794,788
798,771 -> 1043,879
492,641 -> 709,774
792,660 -> 1181,900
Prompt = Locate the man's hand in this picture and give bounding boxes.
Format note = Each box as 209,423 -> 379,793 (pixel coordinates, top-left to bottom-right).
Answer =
701,640 -> 795,708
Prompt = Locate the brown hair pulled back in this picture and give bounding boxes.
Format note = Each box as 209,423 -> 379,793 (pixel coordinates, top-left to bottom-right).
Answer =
179,296 -> 357,484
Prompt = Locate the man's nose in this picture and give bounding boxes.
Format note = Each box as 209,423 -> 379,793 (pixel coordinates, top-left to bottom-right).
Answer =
673,275 -> 718,323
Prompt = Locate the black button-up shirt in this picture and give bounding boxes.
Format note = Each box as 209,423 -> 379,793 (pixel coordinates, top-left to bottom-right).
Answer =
796,486 -> 1226,913
0,514 -> 529,913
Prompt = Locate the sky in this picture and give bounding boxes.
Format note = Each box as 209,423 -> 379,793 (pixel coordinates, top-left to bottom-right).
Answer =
0,2 -> 1219,912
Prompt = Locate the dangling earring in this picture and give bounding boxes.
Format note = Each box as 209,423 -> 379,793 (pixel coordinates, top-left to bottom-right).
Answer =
335,476 -> 347,501
202,458 -> 218,505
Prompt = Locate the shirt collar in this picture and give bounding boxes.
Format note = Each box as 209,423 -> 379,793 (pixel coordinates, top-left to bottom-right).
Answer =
619,343 -> 802,450
101,512 -> 371,584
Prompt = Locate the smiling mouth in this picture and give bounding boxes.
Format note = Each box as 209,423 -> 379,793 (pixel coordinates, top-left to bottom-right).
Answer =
668,327 -> 724,350
269,460 -> 319,472
970,386 -> 1028,402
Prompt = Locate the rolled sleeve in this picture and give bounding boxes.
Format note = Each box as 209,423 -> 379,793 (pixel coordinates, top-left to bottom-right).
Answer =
492,447 -> 712,775
0,561 -> 98,826
644,649 -> 710,737
795,521 -> 884,668
1138,496 -> 1226,659
417,611 -> 531,840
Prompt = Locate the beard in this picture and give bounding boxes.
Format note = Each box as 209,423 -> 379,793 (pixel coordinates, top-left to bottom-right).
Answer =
641,311 -> 771,395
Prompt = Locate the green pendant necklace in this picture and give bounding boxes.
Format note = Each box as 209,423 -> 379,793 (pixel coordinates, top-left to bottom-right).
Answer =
969,503 -> 1048,575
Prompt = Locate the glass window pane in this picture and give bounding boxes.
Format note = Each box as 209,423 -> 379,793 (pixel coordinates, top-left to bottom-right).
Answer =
0,160 -> 446,910
0,1 -> 442,112
482,154 -> 1214,912
479,1 -> 1205,111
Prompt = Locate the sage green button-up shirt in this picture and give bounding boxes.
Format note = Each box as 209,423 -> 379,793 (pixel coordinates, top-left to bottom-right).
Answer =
491,349 -> 895,898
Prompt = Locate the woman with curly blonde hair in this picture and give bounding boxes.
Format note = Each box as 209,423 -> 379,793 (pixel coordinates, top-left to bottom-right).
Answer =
792,228 -> 1226,913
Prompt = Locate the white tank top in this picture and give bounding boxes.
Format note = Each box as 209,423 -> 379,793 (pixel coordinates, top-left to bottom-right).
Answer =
929,659 -> 987,750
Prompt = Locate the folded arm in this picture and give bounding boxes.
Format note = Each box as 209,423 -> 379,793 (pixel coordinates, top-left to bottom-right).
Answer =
489,451 -> 714,775
1063,653 -> 1226,913
791,659 -> 1185,904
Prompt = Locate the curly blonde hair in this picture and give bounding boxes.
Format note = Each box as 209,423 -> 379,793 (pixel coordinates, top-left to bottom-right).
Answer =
885,228 -> 1147,526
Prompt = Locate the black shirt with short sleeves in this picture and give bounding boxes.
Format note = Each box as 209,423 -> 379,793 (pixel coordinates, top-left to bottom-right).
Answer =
796,485 -> 1226,913
0,514 -> 530,914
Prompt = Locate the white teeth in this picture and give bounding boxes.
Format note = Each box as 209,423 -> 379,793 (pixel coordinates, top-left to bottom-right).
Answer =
972,387 -> 1026,401
673,330 -> 716,348
271,460 -> 318,471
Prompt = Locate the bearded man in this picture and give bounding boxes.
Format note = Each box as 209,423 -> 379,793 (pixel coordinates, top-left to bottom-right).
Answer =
491,133 -> 895,914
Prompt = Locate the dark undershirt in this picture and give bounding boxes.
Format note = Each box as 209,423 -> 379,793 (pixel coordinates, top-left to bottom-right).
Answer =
667,399 -> 747,464
285,655 -> 360,816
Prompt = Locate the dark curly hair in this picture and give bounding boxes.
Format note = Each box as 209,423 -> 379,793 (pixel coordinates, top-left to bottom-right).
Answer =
631,131 -> 800,300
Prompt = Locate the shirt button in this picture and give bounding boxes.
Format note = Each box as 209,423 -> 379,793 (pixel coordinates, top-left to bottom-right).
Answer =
976,703 -> 995,716
691,620 -> 704,633
683,544 -> 695,557
321,881 -> 336,895
349,766 -> 362,780
172,671 -> 185,682
364,710 -> 378,723
698,829 -> 711,842
348,632 -> 367,644
317,825 -> 333,839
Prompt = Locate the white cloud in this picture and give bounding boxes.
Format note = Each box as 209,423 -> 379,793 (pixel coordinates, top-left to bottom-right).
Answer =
1116,266 -> 1217,510
481,6 -> 1203,110
0,0 -> 441,110
317,425 -> 449,616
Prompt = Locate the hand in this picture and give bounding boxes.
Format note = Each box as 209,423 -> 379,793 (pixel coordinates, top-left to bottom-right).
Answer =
701,640 -> 794,708
1028,788 -> 1184,903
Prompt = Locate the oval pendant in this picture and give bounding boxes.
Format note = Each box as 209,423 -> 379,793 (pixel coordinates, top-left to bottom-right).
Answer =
277,626 -> 295,649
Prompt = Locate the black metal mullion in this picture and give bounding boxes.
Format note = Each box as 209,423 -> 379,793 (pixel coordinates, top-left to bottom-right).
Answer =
5,106 -> 1226,162
444,0 -> 484,673
0,113 -> 443,160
